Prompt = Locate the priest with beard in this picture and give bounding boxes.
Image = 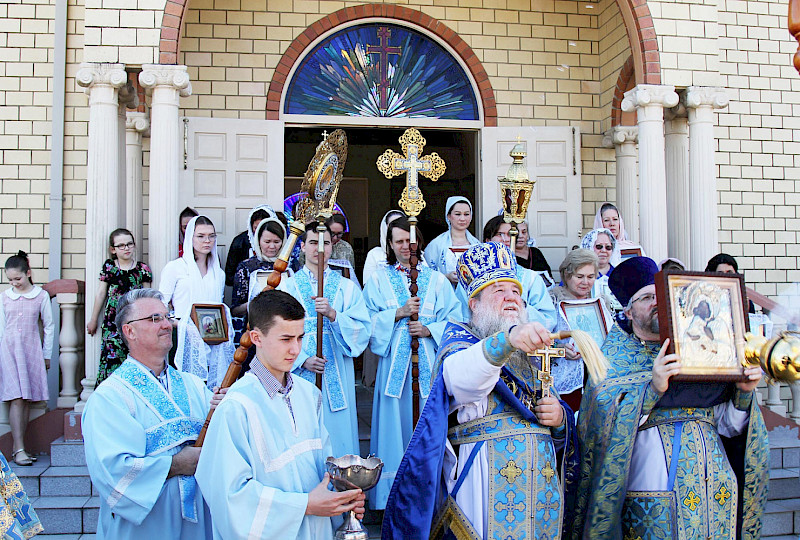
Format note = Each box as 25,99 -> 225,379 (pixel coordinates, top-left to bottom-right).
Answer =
382,242 -> 578,540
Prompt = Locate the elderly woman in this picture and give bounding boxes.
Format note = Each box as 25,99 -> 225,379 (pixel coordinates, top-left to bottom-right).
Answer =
580,228 -> 622,311
423,196 -> 480,284
593,202 -> 645,266
549,248 -> 612,411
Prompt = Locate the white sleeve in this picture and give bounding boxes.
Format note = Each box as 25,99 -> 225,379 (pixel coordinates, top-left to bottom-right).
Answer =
158,261 -> 178,305
40,292 -> 55,359
714,400 -> 750,438
442,342 -> 501,421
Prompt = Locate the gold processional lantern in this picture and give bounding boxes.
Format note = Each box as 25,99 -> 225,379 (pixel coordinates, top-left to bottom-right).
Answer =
499,139 -> 535,246
745,331 -> 800,383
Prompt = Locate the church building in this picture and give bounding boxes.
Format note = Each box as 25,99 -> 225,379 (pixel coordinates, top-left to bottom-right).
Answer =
1,0 -> 799,403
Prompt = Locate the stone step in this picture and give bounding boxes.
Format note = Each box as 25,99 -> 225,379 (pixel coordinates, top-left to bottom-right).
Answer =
769,468 -> 800,501
13,456 -> 52,497
30,496 -> 98,535
763,498 -> 800,537
40,466 -> 92,497
50,437 -> 87,467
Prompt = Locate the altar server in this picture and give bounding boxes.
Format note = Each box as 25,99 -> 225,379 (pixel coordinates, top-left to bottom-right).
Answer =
362,216 -> 461,509
196,290 -> 365,540
278,225 -> 371,457
454,215 -> 557,330
82,289 -> 216,539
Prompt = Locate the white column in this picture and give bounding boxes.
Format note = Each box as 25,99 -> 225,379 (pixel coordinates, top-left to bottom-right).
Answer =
125,111 -> 149,249
664,104 -> 690,266
685,86 -> 729,269
117,81 -> 138,228
76,63 -> 127,408
622,84 -> 679,263
139,65 -> 192,284
602,126 -> 639,243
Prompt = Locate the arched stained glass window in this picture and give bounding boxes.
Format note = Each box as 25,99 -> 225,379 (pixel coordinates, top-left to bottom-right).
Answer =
284,23 -> 480,120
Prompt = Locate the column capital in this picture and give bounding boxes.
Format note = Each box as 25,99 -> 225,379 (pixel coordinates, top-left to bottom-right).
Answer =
621,84 -> 679,112
684,86 -> 729,110
139,64 -> 192,97
602,125 -> 638,148
125,111 -> 150,134
76,63 -> 127,95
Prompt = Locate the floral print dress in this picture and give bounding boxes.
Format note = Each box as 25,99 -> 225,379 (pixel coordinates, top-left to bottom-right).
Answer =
97,259 -> 152,384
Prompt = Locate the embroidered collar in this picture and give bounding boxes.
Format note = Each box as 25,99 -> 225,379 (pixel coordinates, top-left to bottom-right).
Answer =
301,266 -> 333,284
393,262 -> 421,277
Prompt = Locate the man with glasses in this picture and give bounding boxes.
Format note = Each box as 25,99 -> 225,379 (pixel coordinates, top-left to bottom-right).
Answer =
568,257 -> 769,540
82,288 -> 222,539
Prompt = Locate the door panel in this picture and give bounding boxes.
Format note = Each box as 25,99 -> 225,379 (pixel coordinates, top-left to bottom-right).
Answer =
481,126 -> 581,271
181,117 -> 284,266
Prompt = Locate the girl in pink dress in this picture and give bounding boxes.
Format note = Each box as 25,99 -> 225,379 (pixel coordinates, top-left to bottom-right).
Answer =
0,251 -> 54,466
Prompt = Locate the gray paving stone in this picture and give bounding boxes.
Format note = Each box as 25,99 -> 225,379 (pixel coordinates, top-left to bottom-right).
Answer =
36,507 -> 83,535
19,474 -> 39,497
785,447 -> 800,469
40,467 -> 92,497
762,509 -> 794,536
82,505 -> 98,534
772,448 -> 784,468
769,474 -> 800,501
51,438 -> 87,467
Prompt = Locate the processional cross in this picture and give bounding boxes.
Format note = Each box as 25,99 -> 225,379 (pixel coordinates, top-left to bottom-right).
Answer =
367,26 -> 402,111
529,347 -> 565,398
376,128 -> 445,425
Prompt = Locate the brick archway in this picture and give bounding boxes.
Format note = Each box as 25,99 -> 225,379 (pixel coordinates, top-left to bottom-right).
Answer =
265,5 -> 496,124
611,55 -> 637,127
614,0 -> 661,86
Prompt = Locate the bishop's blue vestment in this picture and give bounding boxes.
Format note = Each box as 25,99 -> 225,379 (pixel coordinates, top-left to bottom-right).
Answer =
82,358 -> 213,539
362,264 -> 462,509
279,267 -> 370,457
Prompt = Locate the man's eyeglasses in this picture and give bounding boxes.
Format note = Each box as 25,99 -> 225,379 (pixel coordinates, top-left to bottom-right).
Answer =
631,293 -> 656,305
114,242 -> 135,249
125,313 -> 177,325
594,244 -> 613,251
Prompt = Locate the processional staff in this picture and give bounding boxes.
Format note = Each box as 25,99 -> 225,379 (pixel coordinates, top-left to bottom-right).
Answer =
377,128 -> 446,426
194,129 -> 348,446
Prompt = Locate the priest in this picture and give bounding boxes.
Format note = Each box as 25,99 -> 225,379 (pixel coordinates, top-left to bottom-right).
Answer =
362,216 -> 462,510
195,290 -> 365,540
568,257 -> 768,540
383,242 -> 578,539
278,224 -> 371,458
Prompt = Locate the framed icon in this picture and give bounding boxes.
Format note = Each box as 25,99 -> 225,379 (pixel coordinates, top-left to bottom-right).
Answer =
619,247 -> 642,261
559,298 -> 611,348
190,303 -> 229,345
655,271 -> 749,382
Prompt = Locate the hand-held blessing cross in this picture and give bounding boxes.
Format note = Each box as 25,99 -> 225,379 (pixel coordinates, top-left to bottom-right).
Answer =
529,347 -> 566,398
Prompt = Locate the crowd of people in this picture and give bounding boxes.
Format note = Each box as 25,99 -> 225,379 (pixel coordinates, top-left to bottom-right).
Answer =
0,197 -> 769,540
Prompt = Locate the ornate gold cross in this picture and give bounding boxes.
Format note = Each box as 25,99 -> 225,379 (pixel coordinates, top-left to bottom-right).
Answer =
530,347 -> 565,398
376,128 -> 446,236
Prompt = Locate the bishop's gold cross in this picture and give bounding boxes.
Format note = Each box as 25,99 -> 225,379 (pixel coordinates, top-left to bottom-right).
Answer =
530,347 -> 565,398
376,128 -> 446,218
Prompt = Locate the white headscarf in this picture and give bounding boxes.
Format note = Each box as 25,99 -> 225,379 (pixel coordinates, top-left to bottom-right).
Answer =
180,215 -> 225,310
250,216 -> 286,263
245,204 -> 278,257
445,196 -> 479,243
380,210 -> 405,253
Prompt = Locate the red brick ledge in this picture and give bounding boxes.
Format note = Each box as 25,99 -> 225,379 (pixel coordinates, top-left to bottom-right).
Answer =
616,0 -> 661,85
611,55 -> 636,127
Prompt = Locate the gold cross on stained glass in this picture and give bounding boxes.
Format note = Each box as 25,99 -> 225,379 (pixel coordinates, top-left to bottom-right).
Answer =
529,347 -> 565,398
376,128 -> 446,218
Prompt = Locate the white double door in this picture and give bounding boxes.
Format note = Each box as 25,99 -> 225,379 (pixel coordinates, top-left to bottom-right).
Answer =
180,118 -> 581,271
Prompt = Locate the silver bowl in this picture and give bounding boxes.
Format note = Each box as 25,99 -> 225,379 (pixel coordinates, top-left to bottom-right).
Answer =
325,454 -> 383,492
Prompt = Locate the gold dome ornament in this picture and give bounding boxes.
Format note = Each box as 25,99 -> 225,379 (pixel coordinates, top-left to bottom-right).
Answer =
744,331 -> 800,382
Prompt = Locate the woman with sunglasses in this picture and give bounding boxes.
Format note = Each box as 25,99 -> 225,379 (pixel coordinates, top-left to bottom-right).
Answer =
581,227 -> 622,312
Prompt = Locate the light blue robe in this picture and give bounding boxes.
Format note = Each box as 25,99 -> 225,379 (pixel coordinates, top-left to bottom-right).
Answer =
279,267 -> 370,457
362,265 -> 462,509
195,372 -> 335,540
455,266 -> 558,331
82,358 -> 213,540
423,230 -> 480,276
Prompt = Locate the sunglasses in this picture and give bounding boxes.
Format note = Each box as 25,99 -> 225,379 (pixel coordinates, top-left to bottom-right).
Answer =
594,244 -> 613,251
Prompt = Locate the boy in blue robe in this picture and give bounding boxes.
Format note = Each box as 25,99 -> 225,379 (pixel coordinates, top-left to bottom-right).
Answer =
278,225 -> 371,458
195,289 -> 365,540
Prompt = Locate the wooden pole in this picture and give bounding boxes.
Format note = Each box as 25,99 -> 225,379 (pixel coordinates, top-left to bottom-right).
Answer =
409,216 -> 421,426
315,219 -> 325,390
194,220 -> 304,447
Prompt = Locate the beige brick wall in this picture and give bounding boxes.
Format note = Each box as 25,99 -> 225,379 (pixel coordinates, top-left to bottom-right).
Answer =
715,0 -> 800,301
0,0 -> 88,281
